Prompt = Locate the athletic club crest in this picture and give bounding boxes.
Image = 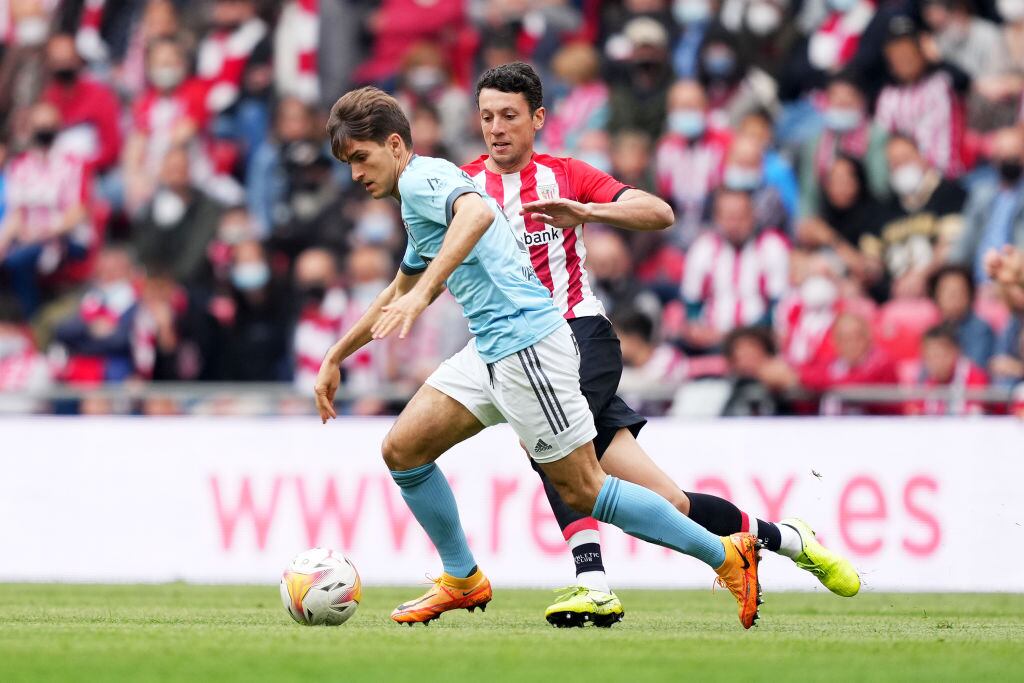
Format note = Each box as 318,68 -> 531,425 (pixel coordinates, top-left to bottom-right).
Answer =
537,184 -> 559,201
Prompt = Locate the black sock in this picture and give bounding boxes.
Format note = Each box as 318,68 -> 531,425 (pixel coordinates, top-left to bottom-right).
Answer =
573,541 -> 604,576
684,490 -> 782,551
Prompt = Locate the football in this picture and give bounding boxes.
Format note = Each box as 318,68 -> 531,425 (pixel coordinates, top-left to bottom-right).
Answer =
280,548 -> 362,625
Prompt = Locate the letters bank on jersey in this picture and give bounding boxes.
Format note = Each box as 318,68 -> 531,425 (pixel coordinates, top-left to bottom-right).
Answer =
1,418 -> 1021,591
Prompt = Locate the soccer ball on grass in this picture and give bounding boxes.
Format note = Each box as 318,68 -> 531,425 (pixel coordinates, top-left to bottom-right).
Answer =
280,548 -> 361,625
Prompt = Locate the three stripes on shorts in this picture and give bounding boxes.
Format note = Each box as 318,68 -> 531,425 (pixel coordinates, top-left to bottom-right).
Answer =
516,346 -> 570,439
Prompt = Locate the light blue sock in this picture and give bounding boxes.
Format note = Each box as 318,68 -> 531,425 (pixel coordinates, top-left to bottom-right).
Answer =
592,476 -> 726,568
390,463 -> 477,578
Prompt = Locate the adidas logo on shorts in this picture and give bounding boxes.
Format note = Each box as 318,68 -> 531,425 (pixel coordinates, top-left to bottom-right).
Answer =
534,439 -> 553,454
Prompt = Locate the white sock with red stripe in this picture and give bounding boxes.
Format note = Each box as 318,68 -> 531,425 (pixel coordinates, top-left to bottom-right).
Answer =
564,519 -> 610,593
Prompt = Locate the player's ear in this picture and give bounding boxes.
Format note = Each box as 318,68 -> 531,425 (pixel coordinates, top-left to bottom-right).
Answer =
533,106 -> 546,131
388,133 -> 403,158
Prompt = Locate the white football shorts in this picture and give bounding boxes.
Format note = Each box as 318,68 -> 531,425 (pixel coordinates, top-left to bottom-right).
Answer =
425,322 -> 597,463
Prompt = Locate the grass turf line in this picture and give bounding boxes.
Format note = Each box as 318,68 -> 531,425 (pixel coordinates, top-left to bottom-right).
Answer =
1,584 -> 1022,682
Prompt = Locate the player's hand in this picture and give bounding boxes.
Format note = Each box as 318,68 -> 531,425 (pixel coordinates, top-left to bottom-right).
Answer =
314,362 -> 341,424
371,290 -> 430,340
520,198 -> 592,229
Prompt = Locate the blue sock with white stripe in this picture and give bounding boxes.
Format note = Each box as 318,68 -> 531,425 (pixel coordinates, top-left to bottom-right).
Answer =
390,463 -> 477,578
592,476 -> 726,568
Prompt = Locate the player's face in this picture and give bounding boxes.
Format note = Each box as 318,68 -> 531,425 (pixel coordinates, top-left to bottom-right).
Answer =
339,136 -> 402,199
478,88 -> 544,171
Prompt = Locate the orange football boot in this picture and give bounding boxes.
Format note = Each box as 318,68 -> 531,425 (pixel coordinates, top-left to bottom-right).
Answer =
714,532 -> 763,629
391,567 -> 492,625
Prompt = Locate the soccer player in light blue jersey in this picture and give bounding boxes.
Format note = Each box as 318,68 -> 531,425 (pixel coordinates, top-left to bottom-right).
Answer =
313,87 -> 763,629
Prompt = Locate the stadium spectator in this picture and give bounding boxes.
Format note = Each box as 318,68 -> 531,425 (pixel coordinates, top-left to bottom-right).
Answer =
908,322 -> 988,415
585,229 -> 660,320
52,245 -> 141,383
797,311 -> 898,400
201,239 -> 290,381
695,27 -> 778,130
615,307 -> 689,415
291,247 -> 347,391
273,0 -> 321,105
393,43 -> 474,163
949,126 -> 1024,282
133,271 -> 200,381
608,17 -> 674,135
612,130 -> 656,195
719,325 -> 790,416
862,133 -> 967,298
409,102 -> 452,160
928,264 -> 995,368
985,244 -> 1024,310
736,109 -> 799,221
796,154 -> 885,295
132,146 -> 222,287
0,101 -> 93,317
41,33 -> 121,174
543,42 -> 609,157
197,0 -> 273,162
246,97 -> 319,237
680,189 -> 790,351
0,293 -> 52,394
122,36 -> 212,215
874,16 -> 964,177
722,133 -> 791,234
111,0 -> 186,98
798,73 -> 889,217
775,252 -> 842,368
973,0 -> 1024,128
670,0 -> 713,78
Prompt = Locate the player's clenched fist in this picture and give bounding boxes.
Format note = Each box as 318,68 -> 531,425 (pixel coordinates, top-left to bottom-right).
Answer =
314,361 -> 341,423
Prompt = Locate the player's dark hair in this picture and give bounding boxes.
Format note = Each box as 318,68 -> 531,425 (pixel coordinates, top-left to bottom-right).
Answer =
326,86 -> 413,161
723,325 -> 777,360
476,62 -> 544,113
923,322 -> 960,347
927,263 -> 976,304
613,309 -> 655,344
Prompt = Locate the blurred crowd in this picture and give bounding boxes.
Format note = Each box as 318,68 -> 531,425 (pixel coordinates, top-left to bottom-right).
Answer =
1,0 -> 1024,417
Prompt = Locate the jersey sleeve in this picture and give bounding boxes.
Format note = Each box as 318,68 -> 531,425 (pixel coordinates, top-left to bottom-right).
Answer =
566,157 -> 631,204
400,159 -> 482,227
400,241 -> 427,275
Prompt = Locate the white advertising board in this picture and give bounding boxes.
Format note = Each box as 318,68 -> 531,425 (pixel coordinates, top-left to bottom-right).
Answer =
1,417 -> 1022,591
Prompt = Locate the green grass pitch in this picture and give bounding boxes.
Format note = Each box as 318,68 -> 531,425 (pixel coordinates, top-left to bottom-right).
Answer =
1,584 -> 1022,682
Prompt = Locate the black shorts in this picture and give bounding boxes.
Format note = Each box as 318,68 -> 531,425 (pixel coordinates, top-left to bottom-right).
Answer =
568,315 -> 646,457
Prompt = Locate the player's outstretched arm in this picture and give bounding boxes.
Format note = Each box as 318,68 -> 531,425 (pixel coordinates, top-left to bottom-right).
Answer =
371,193 -> 494,341
315,270 -> 421,422
521,189 -> 673,232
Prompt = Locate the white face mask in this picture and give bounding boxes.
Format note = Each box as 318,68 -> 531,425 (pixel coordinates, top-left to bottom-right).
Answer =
827,0 -> 858,12
891,162 -> 924,196
673,0 -> 711,24
15,17 -> 49,46
149,66 -> 185,91
746,2 -> 783,36
152,189 -> 187,226
800,275 -> 837,310
998,0 -> 1024,22
100,281 -> 137,313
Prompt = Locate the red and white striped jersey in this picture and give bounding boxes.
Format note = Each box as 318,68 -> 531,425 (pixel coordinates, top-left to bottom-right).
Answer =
874,70 -> 964,177
461,153 -> 630,320
682,229 -> 790,332
5,149 -> 91,243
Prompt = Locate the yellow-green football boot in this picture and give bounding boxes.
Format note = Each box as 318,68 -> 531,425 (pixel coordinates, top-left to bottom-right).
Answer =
545,586 -> 624,628
781,518 -> 860,597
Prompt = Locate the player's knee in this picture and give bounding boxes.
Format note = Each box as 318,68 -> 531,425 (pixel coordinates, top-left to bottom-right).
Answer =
552,474 -> 602,515
381,432 -> 412,471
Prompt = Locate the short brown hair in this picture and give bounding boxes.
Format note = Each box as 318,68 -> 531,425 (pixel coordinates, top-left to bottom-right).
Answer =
326,86 -> 412,160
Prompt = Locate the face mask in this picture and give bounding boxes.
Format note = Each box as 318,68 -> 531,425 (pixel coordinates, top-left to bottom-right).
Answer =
999,0 -> 1024,22
890,162 -> 924,196
298,284 -> 328,306
579,151 -> 613,174
668,109 -> 706,138
823,107 -> 862,132
15,17 -> 49,46
827,0 -> 858,11
997,159 -> 1024,185
673,0 -> 711,24
33,129 -> 58,148
746,2 -> 782,36
52,67 -> 79,85
152,189 -> 188,226
406,66 -> 445,94
355,213 -> 395,245
724,166 -> 763,191
101,281 -> 136,312
703,52 -> 736,78
800,275 -> 837,310
231,262 -> 270,291
149,66 -> 185,90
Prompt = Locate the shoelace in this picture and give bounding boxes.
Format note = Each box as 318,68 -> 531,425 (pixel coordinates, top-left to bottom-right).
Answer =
552,585 -> 589,603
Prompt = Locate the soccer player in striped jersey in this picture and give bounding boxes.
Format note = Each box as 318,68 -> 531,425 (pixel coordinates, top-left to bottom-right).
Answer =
465,63 -> 860,626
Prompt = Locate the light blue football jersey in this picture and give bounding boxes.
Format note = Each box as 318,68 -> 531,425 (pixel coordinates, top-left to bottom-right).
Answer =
397,155 -> 564,363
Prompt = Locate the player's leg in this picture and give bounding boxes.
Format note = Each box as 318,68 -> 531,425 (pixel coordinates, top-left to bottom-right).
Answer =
495,324 -> 762,628
599,427 -> 860,597
385,342 -> 503,625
